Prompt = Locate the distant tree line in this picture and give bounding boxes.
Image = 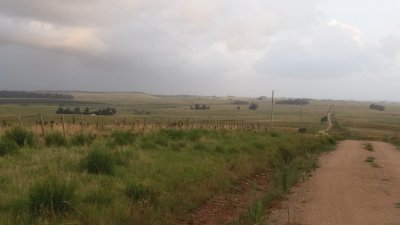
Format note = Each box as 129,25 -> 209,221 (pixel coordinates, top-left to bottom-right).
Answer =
276,98 -> 310,105
231,100 -> 249,105
0,91 -> 73,99
56,107 -> 117,115
369,104 -> 385,111
190,104 -> 210,110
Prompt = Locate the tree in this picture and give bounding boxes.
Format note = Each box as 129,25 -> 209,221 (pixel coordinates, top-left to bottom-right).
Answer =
249,102 -> 258,110
83,107 -> 90,115
73,107 -> 81,114
56,107 -> 64,114
369,104 -> 385,111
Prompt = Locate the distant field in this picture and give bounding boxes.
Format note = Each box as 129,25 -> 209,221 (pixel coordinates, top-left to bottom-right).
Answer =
0,92 -> 399,140
332,101 -> 400,140
0,92 -> 331,134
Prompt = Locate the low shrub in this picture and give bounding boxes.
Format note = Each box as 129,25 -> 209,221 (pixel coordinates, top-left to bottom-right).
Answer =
4,127 -> 35,147
81,148 -> 115,175
70,132 -> 95,146
44,132 -> 67,147
28,178 -> 76,217
0,139 -> 19,156
111,130 -> 135,146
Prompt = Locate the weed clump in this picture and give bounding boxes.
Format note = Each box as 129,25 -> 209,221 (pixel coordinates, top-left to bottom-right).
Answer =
0,138 -> 19,156
268,131 -> 280,138
247,201 -> 266,225
4,127 -> 35,147
70,132 -> 95,146
111,130 -> 135,146
161,129 -> 186,140
28,178 -> 76,217
125,181 -> 157,204
270,147 -> 294,192
365,143 -> 374,152
365,156 -> 375,163
83,188 -> 113,204
44,131 -> 67,147
81,148 -> 115,175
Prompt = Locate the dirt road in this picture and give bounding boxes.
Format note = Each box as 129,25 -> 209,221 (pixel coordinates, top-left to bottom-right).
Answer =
268,140 -> 400,225
319,106 -> 333,135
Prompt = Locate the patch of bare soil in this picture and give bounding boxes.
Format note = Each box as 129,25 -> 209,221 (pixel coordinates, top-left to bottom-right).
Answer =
190,173 -> 268,225
268,140 -> 400,225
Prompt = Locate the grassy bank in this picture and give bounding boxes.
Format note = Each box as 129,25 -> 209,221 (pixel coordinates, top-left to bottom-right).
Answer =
0,128 -> 335,225
233,134 -> 335,225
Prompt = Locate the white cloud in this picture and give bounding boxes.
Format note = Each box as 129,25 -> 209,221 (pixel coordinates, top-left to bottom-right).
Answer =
327,20 -> 363,46
0,14 -> 107,56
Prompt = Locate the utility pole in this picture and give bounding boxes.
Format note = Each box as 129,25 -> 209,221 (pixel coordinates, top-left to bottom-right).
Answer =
299,106 -> 302,122
270,90 -> 274,129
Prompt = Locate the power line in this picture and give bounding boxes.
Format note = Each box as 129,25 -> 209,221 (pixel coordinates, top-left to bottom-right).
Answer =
104,0 -> 201,57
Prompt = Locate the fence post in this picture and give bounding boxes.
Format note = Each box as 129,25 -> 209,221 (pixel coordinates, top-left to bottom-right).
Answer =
17,114 -> 23,128
39,113 -> 45,136
80,113 -> 84,131
61,114 -> 65,138
97,115 -> 100,131
142,117 -> 147,133
270,90 -> 275,129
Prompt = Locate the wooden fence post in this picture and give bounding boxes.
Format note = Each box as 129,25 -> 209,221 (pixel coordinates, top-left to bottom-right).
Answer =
39,113 -> 45,136
62,114 -> 66,138
80,113 -> 84,131
270,90 -> 275,129
142,117 -> 147,133
97,115 -> 100,131
17,114 -> 23,128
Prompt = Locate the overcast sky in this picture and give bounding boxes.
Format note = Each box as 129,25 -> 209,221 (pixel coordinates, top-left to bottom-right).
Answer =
1,0 -> 400,101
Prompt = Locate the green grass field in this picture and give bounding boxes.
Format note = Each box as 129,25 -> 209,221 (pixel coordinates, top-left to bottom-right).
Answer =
0,92 -> 399,224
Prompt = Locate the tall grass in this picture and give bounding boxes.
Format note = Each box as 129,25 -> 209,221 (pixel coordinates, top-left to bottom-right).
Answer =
44,131 -> 67,147
70,132 -> 95,146
3,127 -> 35,147
80,147 -> 115,175
0,129 -> 335,225
28,178 -> 76,217
125,181 -> 158,204
110,130 -> 136,146
0,138 -> 19,156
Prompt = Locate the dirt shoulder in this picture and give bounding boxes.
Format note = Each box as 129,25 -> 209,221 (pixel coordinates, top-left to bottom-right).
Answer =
191,173 -> 268,225
268,140 -> 400,225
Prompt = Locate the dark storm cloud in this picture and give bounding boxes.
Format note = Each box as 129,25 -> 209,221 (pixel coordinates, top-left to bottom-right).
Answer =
0,0 -> 400,100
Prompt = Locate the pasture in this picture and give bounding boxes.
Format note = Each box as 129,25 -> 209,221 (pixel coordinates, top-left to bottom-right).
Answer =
0,92 -> 399,224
